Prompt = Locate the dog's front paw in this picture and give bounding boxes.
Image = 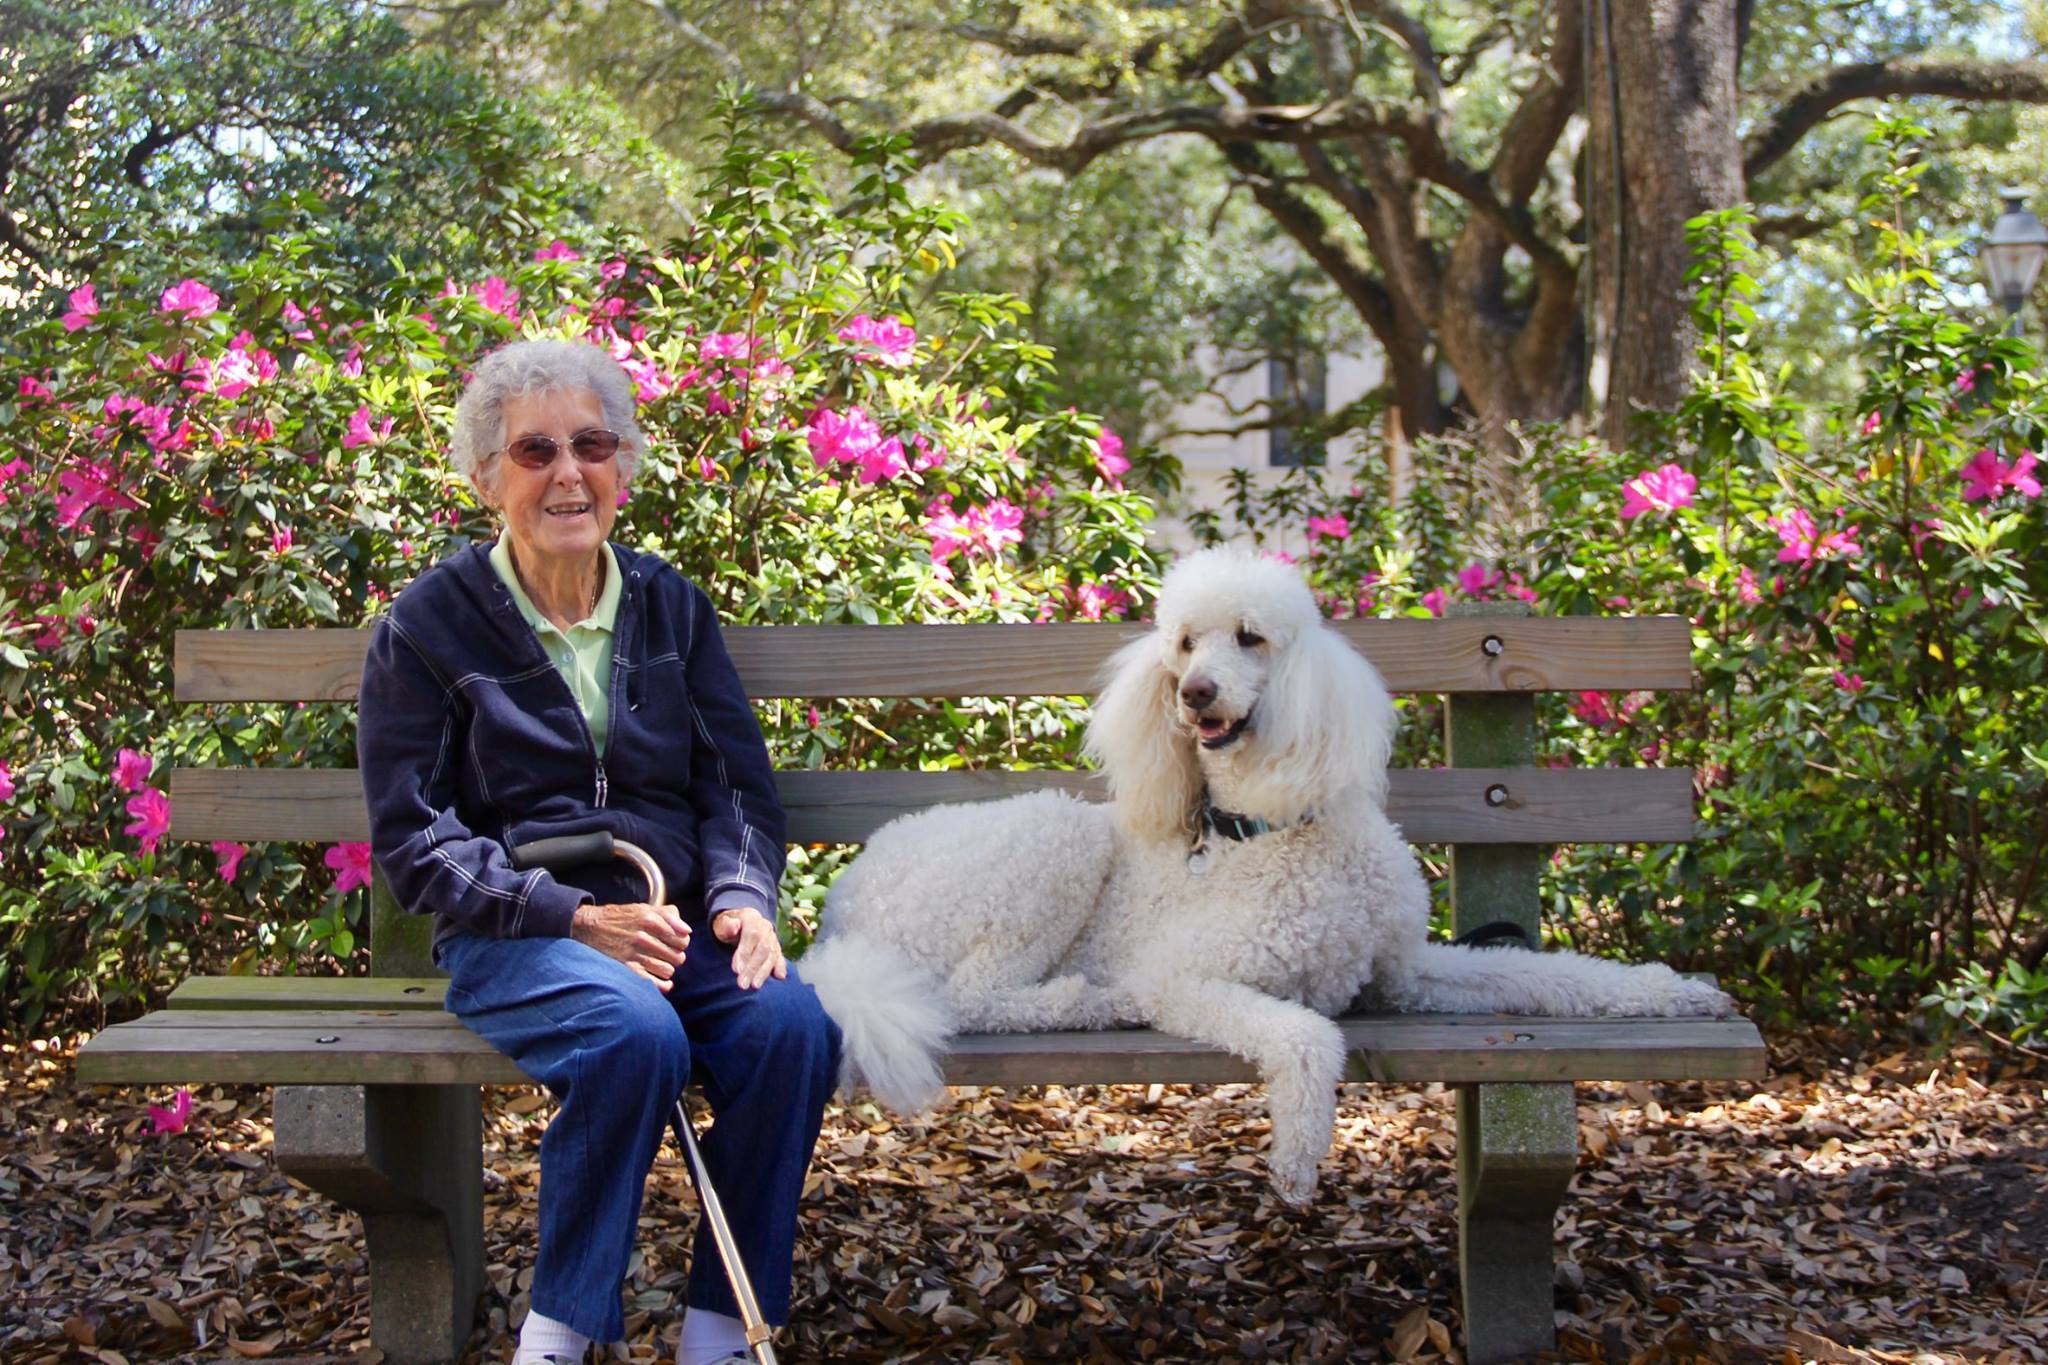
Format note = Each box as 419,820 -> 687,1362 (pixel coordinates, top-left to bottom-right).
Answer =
1266,1155 -> 1319,1207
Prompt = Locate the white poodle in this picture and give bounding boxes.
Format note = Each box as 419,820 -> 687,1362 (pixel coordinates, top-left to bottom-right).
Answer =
801,546 -> 1728,1202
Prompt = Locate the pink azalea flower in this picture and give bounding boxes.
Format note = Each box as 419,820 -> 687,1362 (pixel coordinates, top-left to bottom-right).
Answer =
325,842 -> 374,894
1092,429 -> 1130,485
0,762 -> 13,801
1860,411 -> 1882,436
1572,691 -> 1620,729
1619,463 -> 1697,519
1306,513 -> 1351,542
1075,582 -> 1131,621
1833,670 -> 1867,693
158,279 -> 219,319
1456,563 -> 1503,598
835,315 -> 917,366
697,456 -> 718,479
270,525 -> 293,556
746,356 -> 794,394
806,406 -> 884,470
1769,508 -> 1861,564
533,239 -> 581,262
17,376 -> 51,402
114,748 -> 153,792
1420,588 -> 1447,617
618,355 -> 670,404
600,258 -> 629,284
282,300 -> 314,341
854,437 -> 908,485
806,706 -> 822,729
1502,572 -> 1538,604
212,840 -> 248,883
2009,451 -> 2043,498
699,332 -> 759,364
980,499 -> 1024,552
342,405 -> 393,449
148,1087 -> 193,1135
61,283 -> 99,331
55,462 -> 140,527
208,341 -> 276,400
909,434 -> 945,472
124,787 -> 172,854
1960,449 -> 2006,502
1955,368 -> 1978,394
471,276 -> 520,321
339,344 -> 363,379
1736,566 -> 1762,605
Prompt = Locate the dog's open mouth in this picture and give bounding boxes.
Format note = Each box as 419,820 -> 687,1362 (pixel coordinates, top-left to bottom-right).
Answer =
1194,712 -> 1252,750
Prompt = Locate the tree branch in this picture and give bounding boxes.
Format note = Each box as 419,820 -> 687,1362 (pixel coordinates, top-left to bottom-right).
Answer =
1216,140 -> 1400,346
1745,57 -> 2048,181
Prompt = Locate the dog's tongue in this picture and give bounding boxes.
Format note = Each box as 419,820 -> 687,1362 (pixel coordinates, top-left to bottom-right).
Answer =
1198,717 -> 1232,739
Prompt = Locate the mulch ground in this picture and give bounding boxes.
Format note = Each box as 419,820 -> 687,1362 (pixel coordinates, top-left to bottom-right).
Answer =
2,1031 -> 2042,1364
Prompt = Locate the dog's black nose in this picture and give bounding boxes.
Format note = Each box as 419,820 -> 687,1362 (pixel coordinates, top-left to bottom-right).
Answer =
1180,676 -> 1217,711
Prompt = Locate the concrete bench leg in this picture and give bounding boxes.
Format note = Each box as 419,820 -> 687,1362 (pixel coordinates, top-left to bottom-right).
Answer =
1456,1081 -> 1576,1364
275,1084 -> 484,1364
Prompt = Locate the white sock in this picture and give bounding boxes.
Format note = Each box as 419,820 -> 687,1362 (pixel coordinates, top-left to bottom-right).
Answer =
514,1307 -> 589,1364
676,1307 -> 749,1364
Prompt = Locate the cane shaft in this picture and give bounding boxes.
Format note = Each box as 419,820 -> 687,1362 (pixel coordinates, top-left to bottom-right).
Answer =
671,1100 -> 779,1363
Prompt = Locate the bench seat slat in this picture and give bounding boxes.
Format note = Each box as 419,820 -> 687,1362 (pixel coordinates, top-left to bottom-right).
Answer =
78,1008 -> 1765,1087
175,617 -> 1693,703
168,765 -> 1696,845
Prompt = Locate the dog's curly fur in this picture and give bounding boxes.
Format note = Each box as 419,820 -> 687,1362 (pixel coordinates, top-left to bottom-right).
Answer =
802,547 -> 1730,1202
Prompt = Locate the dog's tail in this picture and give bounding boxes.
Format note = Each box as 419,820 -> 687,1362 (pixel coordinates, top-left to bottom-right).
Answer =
800,932 -> 953,1114
1385,941 -> 1732,1017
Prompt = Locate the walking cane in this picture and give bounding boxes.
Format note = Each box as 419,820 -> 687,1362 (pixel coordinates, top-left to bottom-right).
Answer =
510,832 -> 781,1365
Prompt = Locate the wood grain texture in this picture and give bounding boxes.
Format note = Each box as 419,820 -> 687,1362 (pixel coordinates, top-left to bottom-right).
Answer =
77,1009 -> 1765,1087
168,765 -> 1695,845
169,976 -> 447,1010
176,617 -> 1693,702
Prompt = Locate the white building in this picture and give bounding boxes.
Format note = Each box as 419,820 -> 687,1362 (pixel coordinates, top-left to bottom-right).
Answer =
1148,344 -> 1387,553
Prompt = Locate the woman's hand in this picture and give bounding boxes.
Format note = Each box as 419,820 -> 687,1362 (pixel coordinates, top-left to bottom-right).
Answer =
571,902 -> 691,992
712,906 -> 786,990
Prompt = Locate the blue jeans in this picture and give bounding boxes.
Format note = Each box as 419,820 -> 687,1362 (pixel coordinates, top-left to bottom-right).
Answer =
438,930 -> 841,1343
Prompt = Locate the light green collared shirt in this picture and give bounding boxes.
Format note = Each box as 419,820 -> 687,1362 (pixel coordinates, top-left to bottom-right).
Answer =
489,539 -> 624,756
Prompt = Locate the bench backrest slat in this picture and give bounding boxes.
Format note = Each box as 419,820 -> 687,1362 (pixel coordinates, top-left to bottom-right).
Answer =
168,765 -> 1695,846
174,617 -> 1693,702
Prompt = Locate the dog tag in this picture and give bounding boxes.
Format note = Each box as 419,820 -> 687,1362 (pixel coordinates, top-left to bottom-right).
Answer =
1185,846 -> 1211,875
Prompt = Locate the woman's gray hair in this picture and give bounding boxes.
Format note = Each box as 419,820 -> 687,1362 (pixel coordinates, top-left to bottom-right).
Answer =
449,339 -> 646,499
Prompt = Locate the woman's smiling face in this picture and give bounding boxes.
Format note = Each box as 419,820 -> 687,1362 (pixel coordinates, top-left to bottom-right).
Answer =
487,386 -> 620,565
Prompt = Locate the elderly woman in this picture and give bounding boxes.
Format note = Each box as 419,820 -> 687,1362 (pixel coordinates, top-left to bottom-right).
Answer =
357,338 -> 840,1365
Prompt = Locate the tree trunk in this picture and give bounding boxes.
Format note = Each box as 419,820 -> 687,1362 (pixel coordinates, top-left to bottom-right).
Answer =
1586,0 -> 1744,451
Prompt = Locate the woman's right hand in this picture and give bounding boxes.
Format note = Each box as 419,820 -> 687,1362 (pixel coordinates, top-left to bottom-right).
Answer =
570,902 -> 691,991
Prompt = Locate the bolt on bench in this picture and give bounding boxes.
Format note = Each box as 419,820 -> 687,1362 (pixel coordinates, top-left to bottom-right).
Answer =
78,605 -> 1766,1364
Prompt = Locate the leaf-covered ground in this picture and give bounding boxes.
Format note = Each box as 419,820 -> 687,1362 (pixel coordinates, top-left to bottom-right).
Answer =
3,1032 -> 2042,1364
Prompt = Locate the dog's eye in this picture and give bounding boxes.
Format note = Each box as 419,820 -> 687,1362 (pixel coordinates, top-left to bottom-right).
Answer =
1236,630 -> 1266,648
1180,634 -> 1194,653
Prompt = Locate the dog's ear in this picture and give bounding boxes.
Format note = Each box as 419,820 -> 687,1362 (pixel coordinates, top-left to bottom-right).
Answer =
1242,621 -> 1396,814
1085,631 -> 1200,844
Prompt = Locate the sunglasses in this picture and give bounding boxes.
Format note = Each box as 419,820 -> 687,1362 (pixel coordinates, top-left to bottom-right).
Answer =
499,428 -> 623,470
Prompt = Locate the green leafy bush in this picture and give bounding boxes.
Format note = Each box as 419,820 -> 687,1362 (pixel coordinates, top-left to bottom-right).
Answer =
0,114 -> 1162,1031
1189,117 -> 2048,1034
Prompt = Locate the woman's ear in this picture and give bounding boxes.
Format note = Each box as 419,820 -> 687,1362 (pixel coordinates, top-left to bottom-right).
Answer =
1085,631 -> 1200,844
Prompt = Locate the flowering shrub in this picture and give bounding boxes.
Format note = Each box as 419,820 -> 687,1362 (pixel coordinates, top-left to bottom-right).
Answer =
0,116 -> 1162,1029
1190,118 -> 2048,1035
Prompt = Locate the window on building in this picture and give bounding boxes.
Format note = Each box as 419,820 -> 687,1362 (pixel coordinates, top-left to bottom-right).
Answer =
1267,353 -> 1327,467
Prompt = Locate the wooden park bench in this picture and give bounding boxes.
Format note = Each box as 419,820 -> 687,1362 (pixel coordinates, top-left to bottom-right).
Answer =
78,604 -> 1767,1364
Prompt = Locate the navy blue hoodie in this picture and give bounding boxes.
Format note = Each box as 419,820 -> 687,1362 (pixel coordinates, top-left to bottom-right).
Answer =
357,540 -> 786,964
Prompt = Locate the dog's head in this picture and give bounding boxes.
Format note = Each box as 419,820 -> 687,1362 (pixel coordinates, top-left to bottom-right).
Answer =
1085,547 -> 1397,843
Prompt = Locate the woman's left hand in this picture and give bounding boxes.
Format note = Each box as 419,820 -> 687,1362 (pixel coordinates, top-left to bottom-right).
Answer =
712,906 -> 787,990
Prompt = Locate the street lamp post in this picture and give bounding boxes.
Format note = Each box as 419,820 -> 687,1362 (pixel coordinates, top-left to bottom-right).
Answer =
1982,187 -> 2048,337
